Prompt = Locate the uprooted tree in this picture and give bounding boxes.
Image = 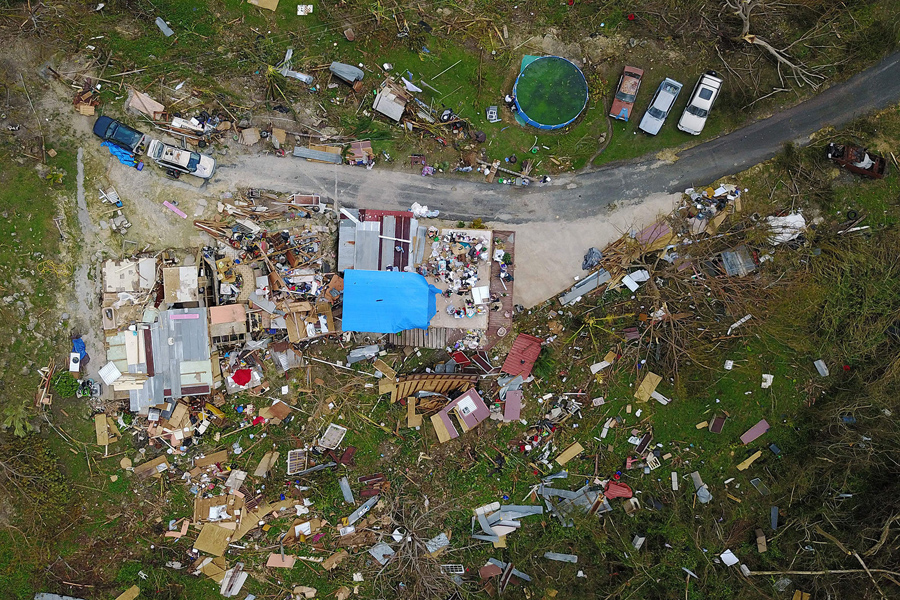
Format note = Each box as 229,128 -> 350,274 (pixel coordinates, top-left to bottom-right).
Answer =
721,0 -> 827,89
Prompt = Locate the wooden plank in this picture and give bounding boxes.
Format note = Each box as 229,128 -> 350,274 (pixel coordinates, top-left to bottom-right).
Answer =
407,397 -> 423,428
95,413 -> 109,446
555,442 -> 584,465
134,455 -> 169,479
196,450 -> 229,467
253,451 -> 280,477
736,450 -> 762,471
373,358 -> 396,380
106,416 -> 121,442
634,372 -> 662,402
194,523 -> 232,556
115,585 -> 140,600
431,413 -> 454,444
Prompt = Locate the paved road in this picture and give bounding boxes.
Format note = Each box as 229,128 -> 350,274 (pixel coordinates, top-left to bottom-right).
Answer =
217,51 -> 900,222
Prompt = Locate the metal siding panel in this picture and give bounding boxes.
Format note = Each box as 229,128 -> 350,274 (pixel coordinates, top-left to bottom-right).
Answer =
291,147 -> 343,163
396,216 -> 410,271
380,216 -> 395,271
355,223 -> 380,271
337,220 -> 357,272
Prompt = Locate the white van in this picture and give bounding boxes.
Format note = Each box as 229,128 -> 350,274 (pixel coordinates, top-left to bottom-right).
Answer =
677,71 -> 723,135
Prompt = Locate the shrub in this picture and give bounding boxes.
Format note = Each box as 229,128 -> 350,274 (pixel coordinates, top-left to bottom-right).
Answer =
52,371 -> 78,398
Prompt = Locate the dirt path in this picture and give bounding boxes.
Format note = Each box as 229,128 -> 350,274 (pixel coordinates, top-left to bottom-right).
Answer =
70,147 -> 105,385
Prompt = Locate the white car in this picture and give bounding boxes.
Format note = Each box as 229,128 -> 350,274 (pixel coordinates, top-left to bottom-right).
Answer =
147,139 -> 217,179
638,78 -> 683,135
677,71 -> 723,135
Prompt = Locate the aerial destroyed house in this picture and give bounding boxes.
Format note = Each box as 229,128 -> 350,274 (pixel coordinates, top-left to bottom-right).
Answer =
373,78 -> 411,122
431,388 -> 491,444
105,307 -> 214,413
341,270 -> 440,334
102,257 -> 158,330
338,209 -> 430,272
339,208 -> 502,348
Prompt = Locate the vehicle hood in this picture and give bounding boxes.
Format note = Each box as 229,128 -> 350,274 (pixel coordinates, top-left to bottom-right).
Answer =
638,113 -> 663,135
678,112 -> 706,135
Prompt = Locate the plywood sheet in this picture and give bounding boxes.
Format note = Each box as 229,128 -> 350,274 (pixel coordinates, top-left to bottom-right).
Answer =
555,442 -> 584,465
634,372 -> 662,402
194,523 -> 232,556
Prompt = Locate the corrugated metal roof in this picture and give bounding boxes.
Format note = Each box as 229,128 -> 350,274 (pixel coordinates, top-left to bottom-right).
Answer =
501,334 -> 544,378
292,146 -> 342,163
337,219 -> 357,271
355,221 -> 380,271
559,270 -> 611,305
329,61 -> 364,84
337,210 -> 421,273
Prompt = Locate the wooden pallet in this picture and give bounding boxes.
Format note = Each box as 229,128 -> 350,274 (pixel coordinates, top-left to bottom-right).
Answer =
387,327 -> 448,350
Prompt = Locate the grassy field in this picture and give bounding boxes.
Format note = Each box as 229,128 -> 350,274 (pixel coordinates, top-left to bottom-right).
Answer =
0,146 -> 77,432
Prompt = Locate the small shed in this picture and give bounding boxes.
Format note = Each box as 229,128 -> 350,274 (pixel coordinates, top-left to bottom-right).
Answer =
373,79 -> 411,122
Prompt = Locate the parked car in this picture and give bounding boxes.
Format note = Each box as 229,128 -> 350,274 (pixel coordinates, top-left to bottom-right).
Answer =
147,139 -> 217,179
677,71 -> 723,135
609,66 -> 644,121
638,78 -> 683,135
92,116 -> 147,154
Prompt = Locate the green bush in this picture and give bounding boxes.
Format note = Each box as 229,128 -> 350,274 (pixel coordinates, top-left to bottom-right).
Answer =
52,371 -> 79,398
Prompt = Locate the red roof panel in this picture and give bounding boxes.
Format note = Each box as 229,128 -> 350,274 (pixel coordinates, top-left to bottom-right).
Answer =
501,333 -> 543,378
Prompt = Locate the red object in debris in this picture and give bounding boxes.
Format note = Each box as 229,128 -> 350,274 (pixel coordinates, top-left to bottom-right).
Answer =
604,481 -> 633,499
232,369 -> 252,386
252,416 -> 266,425
501,333 -> 544,378
843,365 -> 851,371
627,13 -> 635,20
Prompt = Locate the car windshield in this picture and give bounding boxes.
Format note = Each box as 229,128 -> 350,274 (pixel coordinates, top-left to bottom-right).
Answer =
615,91 -> 636,103
187,153 -> 201,171
648,107 -> 666,119
687,105 -> 709,118
699,88 -> 714,101
111,124 -> 142,147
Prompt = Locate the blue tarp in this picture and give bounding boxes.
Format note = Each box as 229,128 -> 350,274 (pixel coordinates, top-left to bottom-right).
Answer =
341,270 -> 441,334
101,141 -> 138,167
71,338 -> 86,360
